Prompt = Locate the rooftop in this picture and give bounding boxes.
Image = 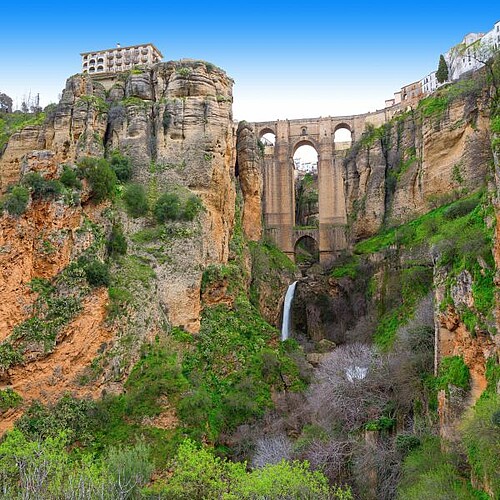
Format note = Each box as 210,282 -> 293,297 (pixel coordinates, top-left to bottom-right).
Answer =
80,43 -> 163,58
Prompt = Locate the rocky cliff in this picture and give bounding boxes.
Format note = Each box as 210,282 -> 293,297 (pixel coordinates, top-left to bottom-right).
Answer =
0,61 -> 236,415
344,78 -> 493,240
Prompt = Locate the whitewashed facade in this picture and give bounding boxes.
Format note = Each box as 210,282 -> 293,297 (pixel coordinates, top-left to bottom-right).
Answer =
81,43 -> 163,74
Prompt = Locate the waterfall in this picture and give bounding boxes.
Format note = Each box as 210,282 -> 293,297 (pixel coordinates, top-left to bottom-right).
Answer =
281,281 -> 297,341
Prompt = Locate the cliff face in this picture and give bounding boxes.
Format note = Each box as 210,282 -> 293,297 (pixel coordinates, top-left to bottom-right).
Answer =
0,61 -> 236,417
236,121 -> 263,241
344,86 -> 492,239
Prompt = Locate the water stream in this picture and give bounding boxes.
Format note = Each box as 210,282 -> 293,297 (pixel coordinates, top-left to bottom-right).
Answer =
281,281 -> 297,341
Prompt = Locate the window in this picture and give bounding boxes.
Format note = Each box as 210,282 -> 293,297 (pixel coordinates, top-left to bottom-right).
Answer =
301,127 -> 307,135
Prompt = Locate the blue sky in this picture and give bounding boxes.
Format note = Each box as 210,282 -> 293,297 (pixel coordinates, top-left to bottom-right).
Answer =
0,2 -> 498,121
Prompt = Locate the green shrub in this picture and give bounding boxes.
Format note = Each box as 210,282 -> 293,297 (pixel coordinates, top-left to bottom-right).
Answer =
436,355 -> 470,391
123,183 -> 148,217
109,151 -> 133,182
107,224 -> 127,257
59,165 -> 82,189
461,392 -> 500,496
183,194 -> 204,221
78,157 -> 117,202
83,259 -> 110,287
3,185 -> 29,215
0,388 -> 22,412
154,192 -> 181,222
22,172 -> 63,199
443,197 -> 479,220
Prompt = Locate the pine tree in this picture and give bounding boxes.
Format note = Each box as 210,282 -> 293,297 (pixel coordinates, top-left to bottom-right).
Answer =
436,55 -> 449,83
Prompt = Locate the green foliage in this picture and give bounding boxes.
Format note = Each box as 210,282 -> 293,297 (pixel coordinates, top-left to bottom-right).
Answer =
330,254 -> 361,279
183,194 -> 204,221
154,190 -> 203,223
123,340 -> 188,418
0,388 -> 22,412
16,394 -> 97,445
398,436 -> 484,499
436,355 -> 470,391
2,185 -> 29,215
418,96 -> 448,117
0,111 -> 46,151
107,224 -> 127,257
0,428 -> 153,499
176,67 -> 192,78
374,265 -> 433,350
59,165 -> 82,189
123,182 -> 149,217
154,192 -> 181,222
148,439 -> 351,500
22,172 -> 63,199
0,343 -> 23,370
179,299 -> 307,442
109,151 -> 133,182
461,392 -> 500,496
78,156 -> 117,202
436,54 -> 449,83
365,416 -> 396,431
83,259 -> 110,287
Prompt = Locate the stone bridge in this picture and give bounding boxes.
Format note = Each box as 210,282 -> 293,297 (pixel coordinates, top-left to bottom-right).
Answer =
253,109 -> 394,264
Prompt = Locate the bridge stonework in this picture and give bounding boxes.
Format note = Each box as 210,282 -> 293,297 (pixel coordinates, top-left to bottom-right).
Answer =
254,109 -> 392,264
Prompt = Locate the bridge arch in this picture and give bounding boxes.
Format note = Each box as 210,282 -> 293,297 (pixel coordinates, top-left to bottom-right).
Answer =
259,127 -> 276,146
294,234 -> 319,264
292,138 -> 320,155
333,122 -> 353,148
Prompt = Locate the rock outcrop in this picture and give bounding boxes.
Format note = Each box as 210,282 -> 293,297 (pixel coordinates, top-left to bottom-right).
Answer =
344,87 -> 492,240
236,121 -> 263,241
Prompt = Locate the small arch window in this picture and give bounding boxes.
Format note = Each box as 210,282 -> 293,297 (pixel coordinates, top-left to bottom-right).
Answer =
301,127 -> 307,135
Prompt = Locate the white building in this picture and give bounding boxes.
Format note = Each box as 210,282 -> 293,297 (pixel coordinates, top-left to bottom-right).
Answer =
421,71 -> 439,95
81,43 -> 163,74
480,20 -> 500,52
445,32 -> 485,81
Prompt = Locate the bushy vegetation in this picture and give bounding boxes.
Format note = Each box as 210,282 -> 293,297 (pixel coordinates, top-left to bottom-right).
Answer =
0,110 -> 46,151
78,156 -> 117,202
436,355 -> 471,391
179,298 -> 308,442
153,189 -> 203,223
22,172 -> 63,199
109,151 -> 133,182
107,224 -> 127,257
398,437 -> 484,499
59,165 -> 82,189
123,182 -> 149,217
1,185 -> 30,215
146,439 -> 352,499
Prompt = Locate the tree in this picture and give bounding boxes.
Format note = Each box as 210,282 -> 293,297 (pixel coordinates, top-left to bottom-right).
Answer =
154,192 -> 181,222
436,55 -> 449,83
0,92 -> 13,113
123,183 -> 148,217
78,157 -> 117,202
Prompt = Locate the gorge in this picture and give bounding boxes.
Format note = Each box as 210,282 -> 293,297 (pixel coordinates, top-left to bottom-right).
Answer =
0,52 -> 499,499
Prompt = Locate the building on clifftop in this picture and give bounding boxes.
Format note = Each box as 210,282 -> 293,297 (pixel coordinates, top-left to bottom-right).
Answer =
80,43 -> 163,74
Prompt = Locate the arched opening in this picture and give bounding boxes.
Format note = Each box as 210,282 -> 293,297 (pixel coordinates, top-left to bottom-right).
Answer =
259,128 -> 276,146
89,58 -> 96,64
97,57 -> 104,64
293,143 -> 318,227
97,65 -> 104,71
294,235 -> 319,265
334,124 -> 352,150
89,67 -> 96,73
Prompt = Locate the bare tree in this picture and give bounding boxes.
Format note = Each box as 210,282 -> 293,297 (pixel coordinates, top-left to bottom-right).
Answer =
252,434 -> 293,468
307,343 -> 392,431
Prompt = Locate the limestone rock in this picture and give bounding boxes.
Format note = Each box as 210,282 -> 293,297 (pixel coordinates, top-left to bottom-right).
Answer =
236,121 -> 263,241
